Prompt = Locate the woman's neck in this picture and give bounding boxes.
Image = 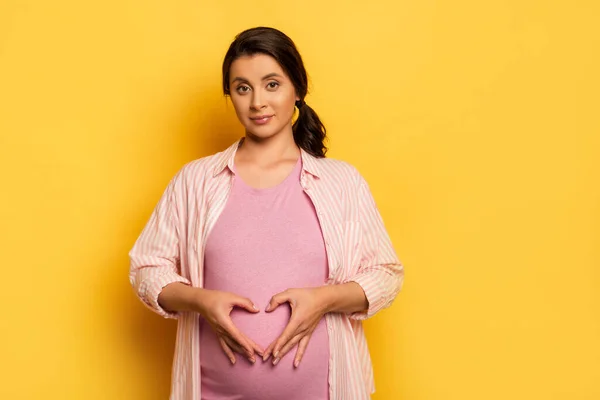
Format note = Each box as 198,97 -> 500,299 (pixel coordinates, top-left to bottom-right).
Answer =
237,132 -> 300,167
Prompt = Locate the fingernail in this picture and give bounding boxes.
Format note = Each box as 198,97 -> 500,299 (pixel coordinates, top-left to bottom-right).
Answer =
273,350 -> 279,358
272,357 -> 280,366
262,353 -> 269,362
230,358 -> 235,365
294,359 -> 299,368
253,304 -> 258,310
250,357 -> 255,363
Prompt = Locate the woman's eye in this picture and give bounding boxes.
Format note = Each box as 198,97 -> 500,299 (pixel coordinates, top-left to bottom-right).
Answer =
267,82 -> 279,90
236,85 -> 251,94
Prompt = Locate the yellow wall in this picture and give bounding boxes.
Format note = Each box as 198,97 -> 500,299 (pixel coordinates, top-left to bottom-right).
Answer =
1,1 -> 598,399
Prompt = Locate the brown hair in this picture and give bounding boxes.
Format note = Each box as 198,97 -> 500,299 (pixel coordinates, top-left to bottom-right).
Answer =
222,27 -> 328,158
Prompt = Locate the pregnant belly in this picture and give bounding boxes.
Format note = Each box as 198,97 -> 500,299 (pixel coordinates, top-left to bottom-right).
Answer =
200,304 -> 330,400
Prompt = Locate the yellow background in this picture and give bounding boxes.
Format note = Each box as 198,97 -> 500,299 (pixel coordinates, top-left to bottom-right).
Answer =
1,1 -> 598,399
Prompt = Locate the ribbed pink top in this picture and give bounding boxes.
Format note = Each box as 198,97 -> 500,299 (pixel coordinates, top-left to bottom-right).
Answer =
200,156 -> 330,400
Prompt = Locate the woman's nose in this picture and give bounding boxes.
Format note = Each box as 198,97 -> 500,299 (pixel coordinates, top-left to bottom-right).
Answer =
250,92 -> 266,110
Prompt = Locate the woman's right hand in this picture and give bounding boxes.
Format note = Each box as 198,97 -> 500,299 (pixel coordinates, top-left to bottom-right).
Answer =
194,288 -> 264,365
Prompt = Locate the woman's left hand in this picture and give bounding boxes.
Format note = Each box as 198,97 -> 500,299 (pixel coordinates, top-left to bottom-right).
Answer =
263,287 -> 329,367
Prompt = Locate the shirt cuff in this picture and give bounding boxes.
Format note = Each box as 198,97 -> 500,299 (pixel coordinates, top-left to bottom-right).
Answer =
142,272 -> 192,319
344,272 -> 387,320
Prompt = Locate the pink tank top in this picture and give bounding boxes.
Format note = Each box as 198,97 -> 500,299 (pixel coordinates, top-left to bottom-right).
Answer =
200,156 -> 330,400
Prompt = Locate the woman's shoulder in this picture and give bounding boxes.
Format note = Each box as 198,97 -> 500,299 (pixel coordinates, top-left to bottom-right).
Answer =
312,156 -> 364,185
168,149 -> 231,190
180,152 -> 221,175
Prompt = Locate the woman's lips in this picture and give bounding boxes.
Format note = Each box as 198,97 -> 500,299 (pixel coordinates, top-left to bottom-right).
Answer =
250,115 -> 274,125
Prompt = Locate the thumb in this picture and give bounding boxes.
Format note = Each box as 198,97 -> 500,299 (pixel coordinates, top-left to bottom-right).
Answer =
266,291 -> 290,312
232,296 -> 259,313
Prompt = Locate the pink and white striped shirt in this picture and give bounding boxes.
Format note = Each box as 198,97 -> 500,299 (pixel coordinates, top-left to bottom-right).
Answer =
129,138 -> 404,400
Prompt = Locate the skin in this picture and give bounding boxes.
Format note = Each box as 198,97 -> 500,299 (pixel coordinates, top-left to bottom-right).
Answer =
158,54 -> 369,369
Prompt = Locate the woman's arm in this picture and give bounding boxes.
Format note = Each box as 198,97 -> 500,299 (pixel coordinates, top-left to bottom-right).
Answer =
157,281 -> 199,313
317,281 -> 369,314
343,171 -> 405,320
129,171 -> 192,319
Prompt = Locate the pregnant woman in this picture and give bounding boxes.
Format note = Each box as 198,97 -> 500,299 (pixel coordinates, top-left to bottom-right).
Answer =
129,27 -> 404,400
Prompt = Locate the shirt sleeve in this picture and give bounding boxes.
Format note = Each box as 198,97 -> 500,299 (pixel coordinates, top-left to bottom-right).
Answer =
128,171 -> 192,319
344,172 -> 405,320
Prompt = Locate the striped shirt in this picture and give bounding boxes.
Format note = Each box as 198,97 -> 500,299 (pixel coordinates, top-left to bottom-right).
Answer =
129,138 -> 404,400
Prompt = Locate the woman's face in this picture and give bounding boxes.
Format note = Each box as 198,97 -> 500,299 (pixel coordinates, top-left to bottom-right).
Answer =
228,54 -> 299,140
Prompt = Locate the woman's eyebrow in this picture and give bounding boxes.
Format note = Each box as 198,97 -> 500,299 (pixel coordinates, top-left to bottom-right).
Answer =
261,72 -> 283,80
231,73 -> 283,83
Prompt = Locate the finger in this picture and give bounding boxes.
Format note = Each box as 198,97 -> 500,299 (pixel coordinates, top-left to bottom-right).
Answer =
272,333 -> 303,366
219,337 -> 236,365
222,329 -> 262,362
221,318 -> 255,358
223,335 -> 245,354
246,336 -> 264,357
293,334 -> 312,368
265,290 -> 291,312
232,295 -> 259,313
224,336 -> 256,364
262,341 -> 275,361
272,319 -> 303,359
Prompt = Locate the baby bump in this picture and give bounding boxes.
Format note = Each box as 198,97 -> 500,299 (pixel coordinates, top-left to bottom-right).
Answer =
232,299 -> 292,348
199,303 -> 330,400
